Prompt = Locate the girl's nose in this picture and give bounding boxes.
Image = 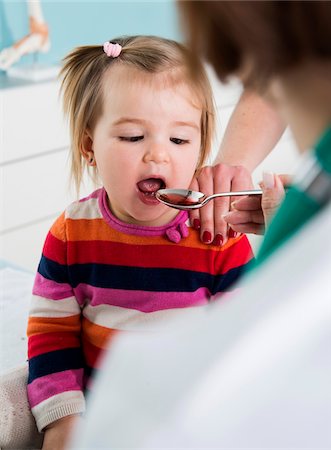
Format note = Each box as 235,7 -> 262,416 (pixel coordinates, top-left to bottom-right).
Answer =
143,144 -> 169,164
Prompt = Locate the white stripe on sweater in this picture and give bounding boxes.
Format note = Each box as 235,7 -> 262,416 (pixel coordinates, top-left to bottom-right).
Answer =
83,302 -> 209,332
30,295 -> 81,318
65,197 -> 102,220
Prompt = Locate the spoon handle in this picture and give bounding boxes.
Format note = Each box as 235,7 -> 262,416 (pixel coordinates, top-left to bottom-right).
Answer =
208,189 -> 263,200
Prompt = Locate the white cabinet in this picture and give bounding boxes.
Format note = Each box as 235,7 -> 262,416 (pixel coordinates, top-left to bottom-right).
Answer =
0,79 -> 92,271
1,81 -> 68,163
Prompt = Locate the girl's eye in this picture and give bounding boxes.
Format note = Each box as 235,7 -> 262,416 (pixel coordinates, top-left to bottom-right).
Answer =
170,137 -> 189,145
119,136 -> 144,142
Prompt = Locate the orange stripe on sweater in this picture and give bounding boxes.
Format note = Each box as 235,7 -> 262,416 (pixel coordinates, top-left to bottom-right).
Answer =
49,212 -> 66,242
27,315 -> 81,337
82,316 -> 119,349
65,217 -> 243,250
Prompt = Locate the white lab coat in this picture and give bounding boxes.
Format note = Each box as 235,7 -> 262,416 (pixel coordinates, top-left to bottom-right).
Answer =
71,201 -> 331,449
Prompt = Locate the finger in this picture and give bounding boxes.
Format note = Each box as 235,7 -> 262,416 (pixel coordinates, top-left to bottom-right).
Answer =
228,165 -> 254,206
231,195 -> 262,211
188,176 -> 201,231
261,172 -> 286,227
222,166 -> 255,243
230,222 -> 265,235
279,173 -> 292,187
212,164 -> 236,243
223,209 -> 265,226
200,201 -> 215,244
219,165 -> 254,241
194,166 -> 215,244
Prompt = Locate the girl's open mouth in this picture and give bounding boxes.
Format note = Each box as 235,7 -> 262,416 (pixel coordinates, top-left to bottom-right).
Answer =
136,178 -> 166,205
137,178 -> 166,197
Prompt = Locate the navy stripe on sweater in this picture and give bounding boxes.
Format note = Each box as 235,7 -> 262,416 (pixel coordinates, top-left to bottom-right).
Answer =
28,347 -> 84,383
38,256 -> 248,293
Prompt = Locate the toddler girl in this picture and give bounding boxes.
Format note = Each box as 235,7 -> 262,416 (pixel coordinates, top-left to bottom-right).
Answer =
27,35 -> 253,448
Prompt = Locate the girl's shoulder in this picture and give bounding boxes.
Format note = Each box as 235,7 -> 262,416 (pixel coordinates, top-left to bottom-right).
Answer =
64,188 -> 103,221
48,189 -> 103,240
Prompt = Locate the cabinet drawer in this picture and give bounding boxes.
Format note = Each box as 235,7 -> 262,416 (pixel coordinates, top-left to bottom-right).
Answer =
1,149 -> 94,232
0,81 -> 69,164
1,218 -> 57,272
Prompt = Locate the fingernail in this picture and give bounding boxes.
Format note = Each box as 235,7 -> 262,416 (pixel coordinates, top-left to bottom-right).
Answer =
231,201 -> 237,209
263,171 -> 275,189
213,234 -> 223,246
202,231 -> 212,243
193,219 -> 201,230
229,229 -> 237,238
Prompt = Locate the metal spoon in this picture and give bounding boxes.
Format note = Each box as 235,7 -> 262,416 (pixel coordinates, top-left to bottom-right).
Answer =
155,188 -> 263,210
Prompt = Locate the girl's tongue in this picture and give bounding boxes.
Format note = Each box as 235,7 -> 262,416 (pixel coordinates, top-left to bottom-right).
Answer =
137,178 -> 164,195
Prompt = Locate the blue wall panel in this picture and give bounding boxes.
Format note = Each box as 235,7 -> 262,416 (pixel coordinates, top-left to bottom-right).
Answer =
0,1 -> 181,68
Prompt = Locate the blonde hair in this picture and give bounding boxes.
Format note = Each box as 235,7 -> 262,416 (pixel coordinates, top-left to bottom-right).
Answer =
60,35 -> 215,193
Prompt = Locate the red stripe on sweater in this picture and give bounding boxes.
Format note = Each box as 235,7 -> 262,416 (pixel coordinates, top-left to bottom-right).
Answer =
28,332 -> 80,358
43,232 -> 67,265
43,233 -> 253,276
82,337 -> 105,369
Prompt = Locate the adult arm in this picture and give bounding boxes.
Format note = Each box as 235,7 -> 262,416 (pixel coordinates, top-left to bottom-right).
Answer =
216,89 -> 286,170
190,90 -> 286,244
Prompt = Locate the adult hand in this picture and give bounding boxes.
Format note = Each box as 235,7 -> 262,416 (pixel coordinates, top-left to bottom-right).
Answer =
189,163 -> 254,245
223,173 -> 290,234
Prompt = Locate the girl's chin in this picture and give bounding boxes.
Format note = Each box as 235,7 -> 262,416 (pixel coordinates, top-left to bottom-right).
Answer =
128,208 -> 179,227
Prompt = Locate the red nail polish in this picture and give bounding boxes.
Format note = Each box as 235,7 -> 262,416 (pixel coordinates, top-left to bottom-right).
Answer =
229,229 -> 238,238
193,219 -> 201,230
202,231 -> 212,243
213,234 -> 223,246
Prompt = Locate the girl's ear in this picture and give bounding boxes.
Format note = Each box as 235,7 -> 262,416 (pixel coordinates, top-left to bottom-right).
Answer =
81,130 -> 96,166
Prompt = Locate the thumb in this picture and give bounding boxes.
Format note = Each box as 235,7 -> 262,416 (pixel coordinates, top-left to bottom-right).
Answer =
260,171 -> 285,227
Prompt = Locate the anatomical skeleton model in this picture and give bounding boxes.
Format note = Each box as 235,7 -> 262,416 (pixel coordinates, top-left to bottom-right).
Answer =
0,0 -> 50,71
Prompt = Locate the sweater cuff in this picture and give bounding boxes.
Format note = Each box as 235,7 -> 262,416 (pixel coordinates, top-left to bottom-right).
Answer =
31,391 -> 86,432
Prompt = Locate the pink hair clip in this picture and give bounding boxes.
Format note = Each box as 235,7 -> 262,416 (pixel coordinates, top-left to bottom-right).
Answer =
103,41 -> 122,58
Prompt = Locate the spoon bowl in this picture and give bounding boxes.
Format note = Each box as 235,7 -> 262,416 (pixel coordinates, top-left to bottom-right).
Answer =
156,188 -> 263,210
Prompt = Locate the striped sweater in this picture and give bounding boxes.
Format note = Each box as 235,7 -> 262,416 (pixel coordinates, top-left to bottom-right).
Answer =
27,188 -> 253,431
